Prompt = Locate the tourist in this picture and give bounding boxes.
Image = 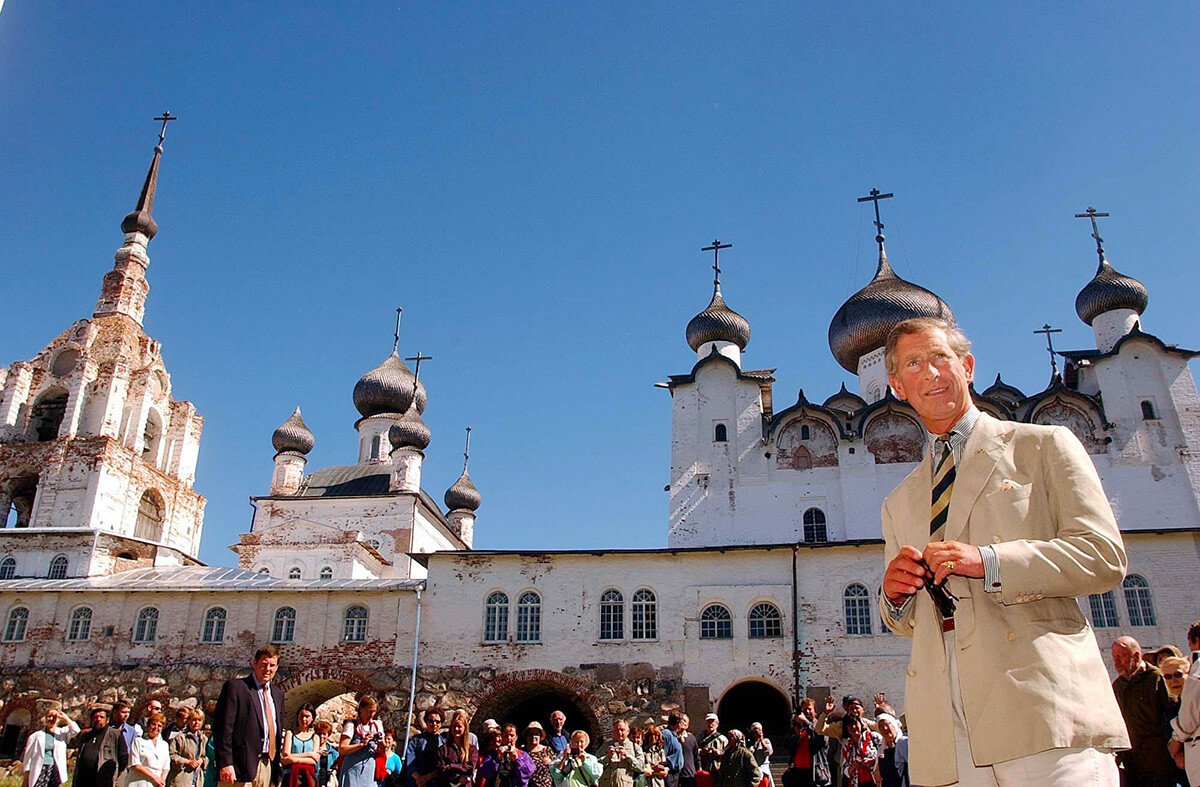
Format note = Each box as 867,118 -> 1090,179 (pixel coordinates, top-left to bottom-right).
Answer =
167,710 -> 208,787
836,719 -> 879,787
1112,635 -> 1176,784
640,726 -> 667,787
658,716 -> 683,787
143,702 -> 166,737
521,722 -> 554,787
166,709 -> 191,742
745,724 -> 772,787
22,708 -> 80,787
1145,645 -> 1183,669
550,731 -> 601,787
871,715 -> 905,787
674,716 -> 697,787
282,704 -> 322,787
71,706 -> 128,787
1161,655 -> 1190,705
404,709 -> 444,787
312,721 -> 336,787
546,714 -> 569,756
479,724 -> 535,787
697,715 -> 726,774
814,698 -> 874,741
338,696 -> 386,787
1170,621 -> 1200,785
384,732 -> 403,785
713,731 -> 758,787
435,710 -> 478,787
213,645 -> 284,787
128,713 -> 171,787
598,720 -> 643,787
111,701 -> 142,755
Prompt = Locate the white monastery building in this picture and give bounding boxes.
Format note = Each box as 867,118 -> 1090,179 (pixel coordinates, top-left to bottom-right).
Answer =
1,132 -> 1198,756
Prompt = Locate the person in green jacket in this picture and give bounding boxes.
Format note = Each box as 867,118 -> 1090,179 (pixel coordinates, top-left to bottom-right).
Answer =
551,732 -> 602,787
714,732 -> 759,787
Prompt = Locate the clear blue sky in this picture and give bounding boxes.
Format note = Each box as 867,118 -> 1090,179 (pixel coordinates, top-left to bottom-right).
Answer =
1,3 -> 1195,565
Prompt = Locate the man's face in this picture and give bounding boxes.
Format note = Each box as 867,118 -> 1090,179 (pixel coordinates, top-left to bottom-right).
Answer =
114,707 -> 130,725
705,718 -> 718,733
888,328 -> 975,435
146,701 -> 164,717
425,714 -> 442,734
91,711 -> 109,729
679,716 -> 689,732
550,712 -> 565,732
613,723 -> 627,743
848,701 -> 864,718
175,710 -> 189,727
253,655 -> 279,685
1111,642 -> 1140,678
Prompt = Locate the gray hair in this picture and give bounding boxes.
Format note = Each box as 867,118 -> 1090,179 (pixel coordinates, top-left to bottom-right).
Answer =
884,317 -> 971,376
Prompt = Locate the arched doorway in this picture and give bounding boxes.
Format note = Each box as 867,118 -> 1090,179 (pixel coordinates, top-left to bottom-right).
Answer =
0,703 -> 34,759
471,671 -> 604,752
279,667 -> 377,728
717,680 -> 791,752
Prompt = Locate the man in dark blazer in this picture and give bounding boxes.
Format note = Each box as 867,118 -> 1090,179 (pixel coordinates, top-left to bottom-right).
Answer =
214,645 -> 284,787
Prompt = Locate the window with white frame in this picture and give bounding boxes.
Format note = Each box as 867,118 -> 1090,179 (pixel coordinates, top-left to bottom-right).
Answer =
600,589 -> 624,641
202,607 -> 227,643
516,591 -> 541,643
0,557 -> 14,580
1122,575 -> 1156,626
48,554 -> 68,580
68,607 -> 92,642
134,607 -> 159,643
288,567 -> 302,580
484,592 -> 509,643
748,602 -> 783,639
320,566 -> 333,580
1089,591 -> 1119,628
844,584 -> 872,635
343,606 -> 368,642
700,604 -> 732,640
631,589 -> 657,641
272,607 -> 296,643
803,508 -> 827,543
4,607 -> 29,642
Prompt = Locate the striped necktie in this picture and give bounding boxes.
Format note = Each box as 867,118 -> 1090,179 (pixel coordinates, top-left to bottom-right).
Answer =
930,437 -> 955,534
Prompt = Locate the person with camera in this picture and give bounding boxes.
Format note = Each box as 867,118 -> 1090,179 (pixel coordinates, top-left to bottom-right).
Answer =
597,721 -> 644,787
479,725 -> 535,787
550,731 -> 602,787
338,697 -> 386,787
434,711 -> 478,787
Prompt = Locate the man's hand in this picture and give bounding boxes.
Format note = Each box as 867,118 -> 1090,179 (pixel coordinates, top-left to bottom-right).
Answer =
922,541 -> 984,584
823,695 -> 835,715
219,766 -> 236,784
883,545 -> 927,604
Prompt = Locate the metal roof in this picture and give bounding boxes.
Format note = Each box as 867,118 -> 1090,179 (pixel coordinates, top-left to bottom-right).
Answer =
0,566 -> 423,593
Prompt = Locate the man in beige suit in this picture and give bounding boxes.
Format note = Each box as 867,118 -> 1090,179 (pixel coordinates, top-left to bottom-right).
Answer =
880,317 -> 1129,786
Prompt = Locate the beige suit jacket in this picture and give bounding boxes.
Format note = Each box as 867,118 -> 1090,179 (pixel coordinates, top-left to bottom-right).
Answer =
880,412 -> 1130,786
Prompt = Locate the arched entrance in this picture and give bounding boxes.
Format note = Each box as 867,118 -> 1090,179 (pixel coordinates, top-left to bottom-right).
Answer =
0,700 -> 36,759
471,670 -> 604,751
717,679 -> 791,751
279,667 -> 377,727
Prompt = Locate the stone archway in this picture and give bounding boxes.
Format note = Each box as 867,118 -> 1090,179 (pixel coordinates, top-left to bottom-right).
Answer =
716,679 -> 791,752
0,697 -> 39,759
469,670 -> 606,751
279,666 -> 377,728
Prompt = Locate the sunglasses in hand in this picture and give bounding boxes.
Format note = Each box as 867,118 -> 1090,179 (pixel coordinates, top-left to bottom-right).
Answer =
919,559 -> 959,618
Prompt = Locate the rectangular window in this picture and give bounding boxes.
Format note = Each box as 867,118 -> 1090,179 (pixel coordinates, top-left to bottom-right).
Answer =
600,602 -> 624,641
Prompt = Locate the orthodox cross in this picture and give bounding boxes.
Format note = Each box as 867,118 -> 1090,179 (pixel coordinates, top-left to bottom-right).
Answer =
462,426 -> 472,472
404,352 -> 433,380
1033,323 -> 1063,377
701,239 -> 732,286
857,188 -> 894,241
392,308 -> 403,354
154,111 -> 177,146
1074,206 -> 1110,256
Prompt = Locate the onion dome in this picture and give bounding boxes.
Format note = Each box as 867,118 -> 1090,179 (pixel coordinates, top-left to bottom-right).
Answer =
272,407 -> 314,455
828,244 -> 954,374
387,401 -> 430,451
686,283 -> 751,351
445,470 -> 482,512
353,352 -> 427,418
1074,257 -> 1148,326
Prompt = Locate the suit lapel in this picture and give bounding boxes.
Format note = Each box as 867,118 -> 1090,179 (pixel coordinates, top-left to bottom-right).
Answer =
943,413 -> 1009,543
244,675 -> 265,735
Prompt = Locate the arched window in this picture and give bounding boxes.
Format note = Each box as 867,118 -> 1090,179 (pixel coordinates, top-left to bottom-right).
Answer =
600,589 -> 624,641
1122,575 -> 1156,626
484,592 -> 509,643
30,389 -> 68,442
256,566 -> 270,576
631,589 -> 657,641
67,607 -> 92,642
370,435 -> 382,460
134,607 -> 159,643
142,410 -> 163,467
844,584 -> 872,635
1140,401 -> 1157,420
700,604 -> 732,640
288,567 -> 302,580
8,474 -> 38,528
4,607 -> 29,642
48,554 -> 68,580
272,607 -> 296,644
714,424 -> 728,443
803,508 -> 827,543
1088,591 -> 1119,628
134,490 -> 165,542
516,591 -> 541,643
319,566 -> 333,580
343,606 -> 368,642
800,425 -> 811,440
0,557 -> 14,580
201,607 -> 227,643
748,602 -> 783,639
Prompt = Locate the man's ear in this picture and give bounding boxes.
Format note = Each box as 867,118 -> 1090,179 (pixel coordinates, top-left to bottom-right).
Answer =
888,374 -> 906,401
963,353 -> 976,384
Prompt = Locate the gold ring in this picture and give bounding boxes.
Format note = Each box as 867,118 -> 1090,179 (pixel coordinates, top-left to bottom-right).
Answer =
941,560 -> 955,571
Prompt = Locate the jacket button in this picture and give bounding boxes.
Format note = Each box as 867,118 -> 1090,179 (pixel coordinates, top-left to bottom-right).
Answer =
1006,631 -> 1016,642
907,668 -> 915,677
991,536 -> 1001,544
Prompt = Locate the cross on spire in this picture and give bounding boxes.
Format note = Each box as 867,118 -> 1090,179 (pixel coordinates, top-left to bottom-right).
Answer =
857,188 -> 894,243
154,111 -> 177,148
462,426 -> 472,472
701,239 -> 732,287
404,352 -> 433,380
1074,206 -> 1110,258
1033,323 -> 1063,378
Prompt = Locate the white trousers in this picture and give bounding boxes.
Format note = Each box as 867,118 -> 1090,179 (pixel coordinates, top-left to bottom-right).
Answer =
943,630 -> 1119,786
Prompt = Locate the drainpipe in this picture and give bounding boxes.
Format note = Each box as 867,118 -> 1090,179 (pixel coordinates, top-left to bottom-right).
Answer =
402,587 -> 423,755
791,544 -> 801,707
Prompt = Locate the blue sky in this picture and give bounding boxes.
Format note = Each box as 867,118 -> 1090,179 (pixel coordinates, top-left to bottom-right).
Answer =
1,3 -> 1195,565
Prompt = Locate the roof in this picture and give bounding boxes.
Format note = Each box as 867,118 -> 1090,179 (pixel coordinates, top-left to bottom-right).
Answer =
1059,325 -> 1199,363
0,565 -> 423,593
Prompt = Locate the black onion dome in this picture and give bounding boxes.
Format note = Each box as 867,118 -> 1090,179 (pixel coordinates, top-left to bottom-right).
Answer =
445,470 -> 482,512
686,284 -> 751,351
387,403 -> 430,451
1074,258 -> 1148,326
828,250 -> 954,374
272,407 -> 314,455
353,352 -> 427,418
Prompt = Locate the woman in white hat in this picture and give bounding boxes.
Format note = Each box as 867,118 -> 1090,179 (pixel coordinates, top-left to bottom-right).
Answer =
523,722 -> 555,787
